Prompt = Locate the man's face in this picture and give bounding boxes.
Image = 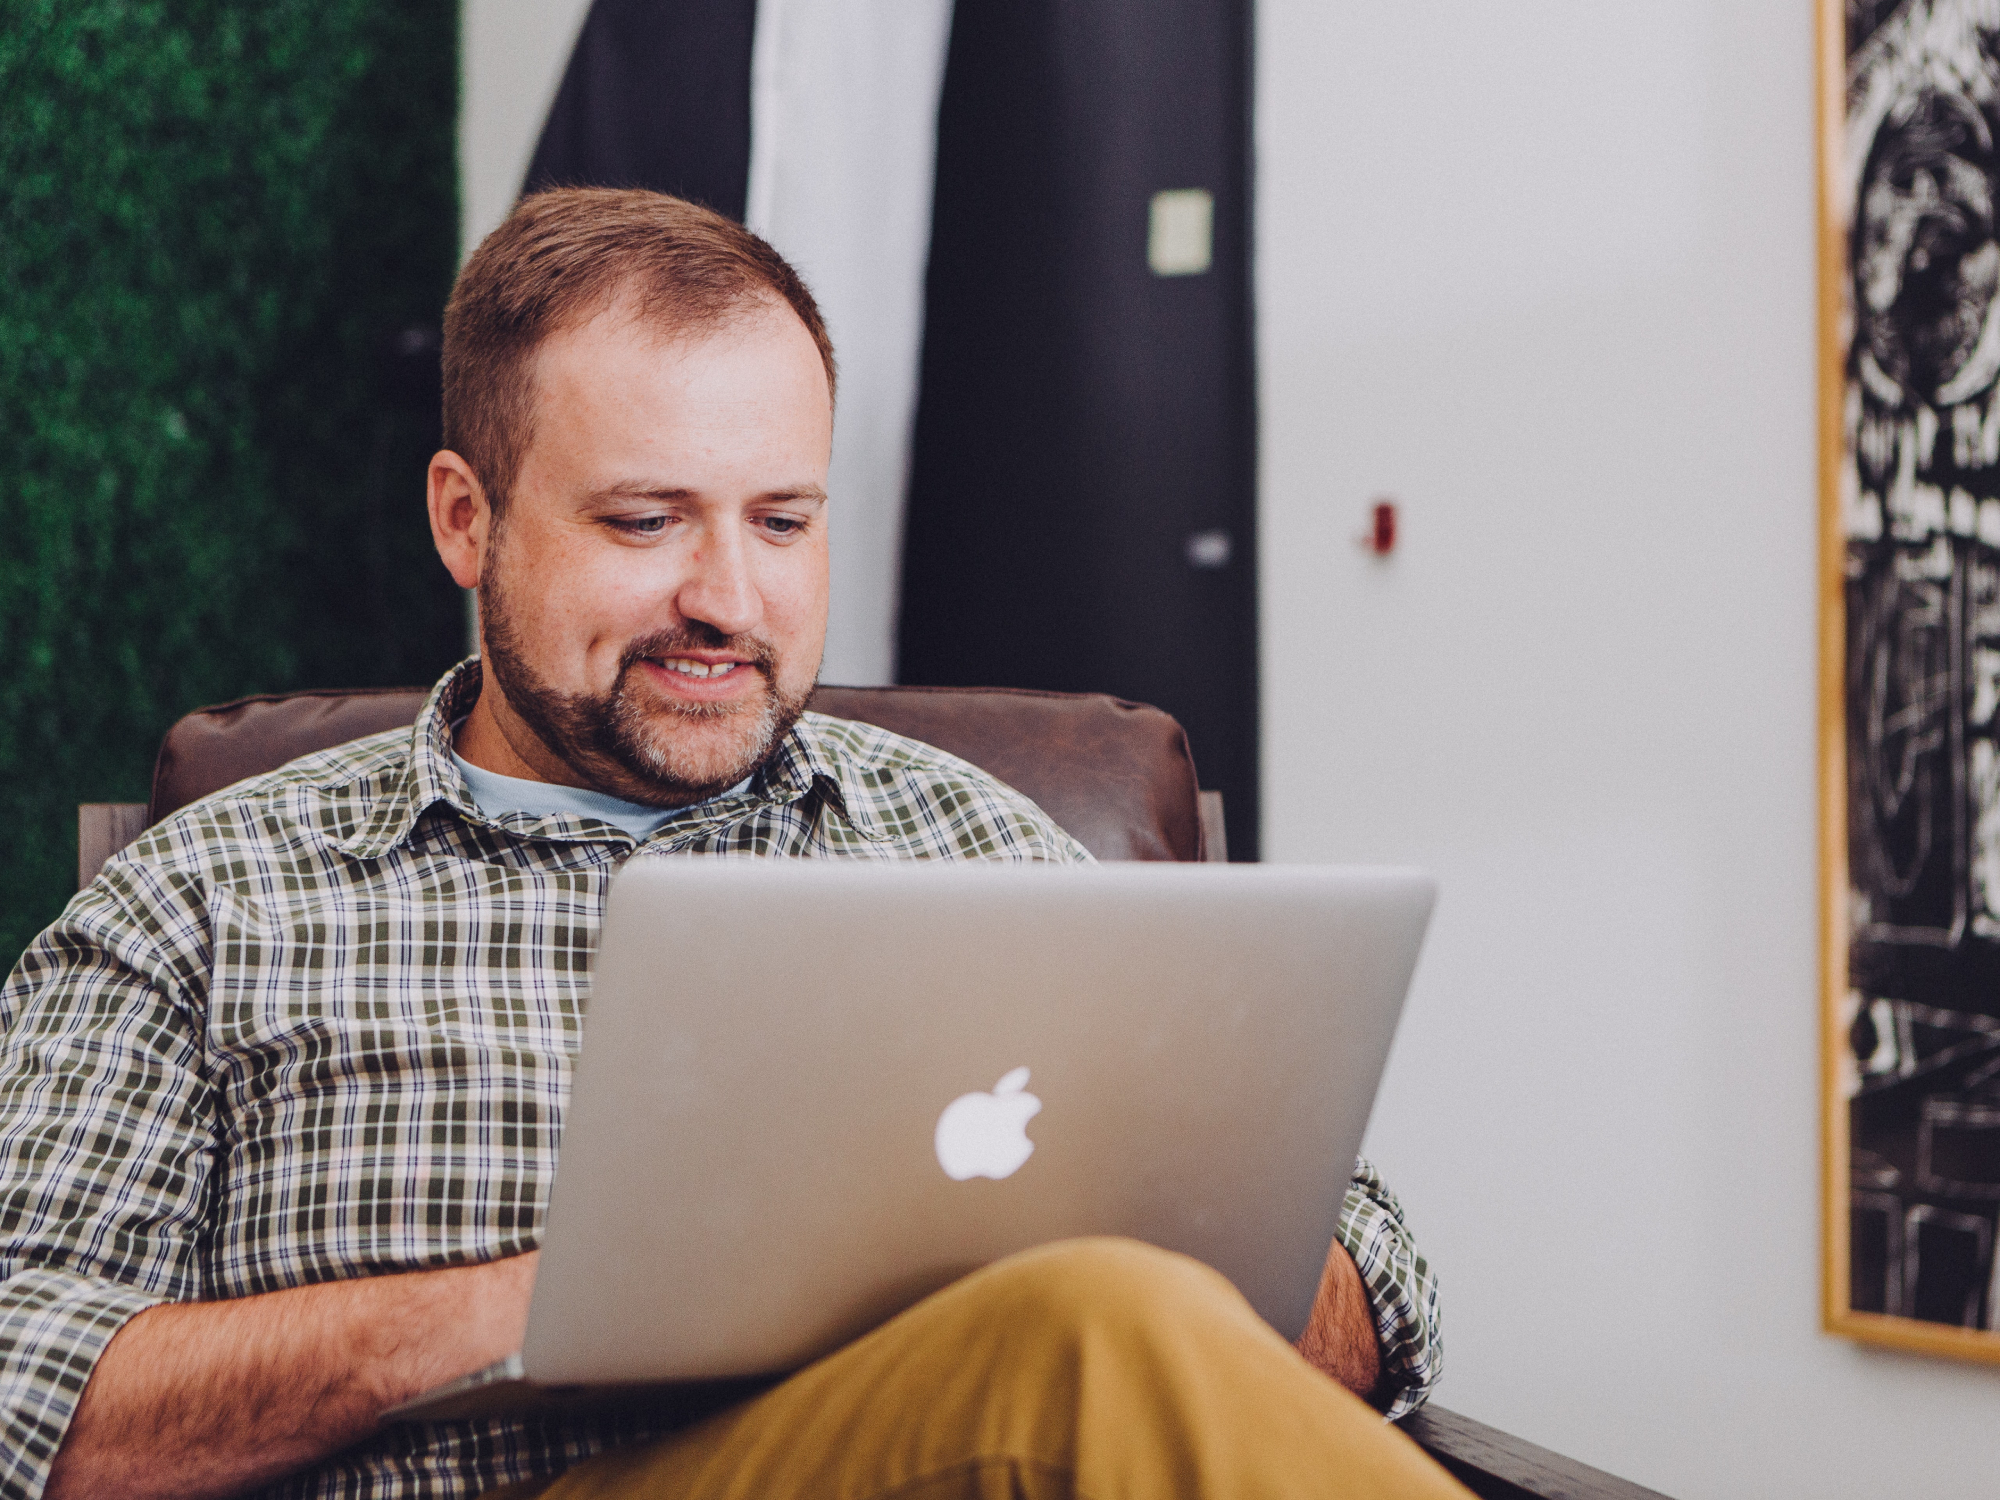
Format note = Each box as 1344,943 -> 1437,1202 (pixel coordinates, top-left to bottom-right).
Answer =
475,298 -> 832,806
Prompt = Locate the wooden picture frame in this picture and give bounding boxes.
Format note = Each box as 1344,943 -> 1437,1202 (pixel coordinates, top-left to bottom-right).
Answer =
1821,0 -> 2000,1361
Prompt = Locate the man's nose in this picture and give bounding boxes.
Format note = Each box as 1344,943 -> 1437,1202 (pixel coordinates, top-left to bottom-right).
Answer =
674,521 -> 763,638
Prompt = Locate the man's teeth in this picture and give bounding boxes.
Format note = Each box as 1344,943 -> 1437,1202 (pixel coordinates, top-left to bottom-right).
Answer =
658,657 -> 734,679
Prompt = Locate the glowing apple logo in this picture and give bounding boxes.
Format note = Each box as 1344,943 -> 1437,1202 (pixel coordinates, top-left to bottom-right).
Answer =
934,1066 -> 1042,1181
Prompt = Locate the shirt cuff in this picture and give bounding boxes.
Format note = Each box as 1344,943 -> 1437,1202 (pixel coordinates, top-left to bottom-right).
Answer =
0,1267 -> 162,1500
1337,1157 -> 1443,1421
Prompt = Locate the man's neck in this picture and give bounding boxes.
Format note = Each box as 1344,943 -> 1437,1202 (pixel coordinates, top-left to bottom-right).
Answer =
453,674 -> 590,789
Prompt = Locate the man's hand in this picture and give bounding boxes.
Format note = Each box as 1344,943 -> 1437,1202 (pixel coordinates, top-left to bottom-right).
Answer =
45,1250 -> 539,1500
1294,1237 -> 1381,1400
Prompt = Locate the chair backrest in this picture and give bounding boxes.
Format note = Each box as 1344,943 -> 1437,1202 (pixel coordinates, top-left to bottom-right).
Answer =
147,683 -> 1208,862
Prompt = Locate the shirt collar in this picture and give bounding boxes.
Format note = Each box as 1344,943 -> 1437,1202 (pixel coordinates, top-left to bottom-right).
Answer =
324,660 -> 483,859
327,659 -> 890,859
752,707 -> 893,844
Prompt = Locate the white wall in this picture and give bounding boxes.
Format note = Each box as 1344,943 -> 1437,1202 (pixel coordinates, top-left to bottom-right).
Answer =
1257,3 -> 2000,1496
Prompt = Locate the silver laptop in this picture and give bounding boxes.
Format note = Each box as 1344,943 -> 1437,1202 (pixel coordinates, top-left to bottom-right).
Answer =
388,860 -> 1434,1422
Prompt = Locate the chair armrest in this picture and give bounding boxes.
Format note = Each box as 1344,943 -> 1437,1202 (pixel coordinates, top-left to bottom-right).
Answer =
1396,1405 -> 1673,1500
1198,791 -> 1228,862
78,804 -> 149,890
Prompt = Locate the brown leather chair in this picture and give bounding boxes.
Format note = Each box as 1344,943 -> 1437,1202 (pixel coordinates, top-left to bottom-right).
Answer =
79,683 -> 1230,885
70,688 -> 1675,1500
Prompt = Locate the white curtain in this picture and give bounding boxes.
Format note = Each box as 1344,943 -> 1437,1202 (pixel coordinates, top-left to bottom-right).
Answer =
745,0 -> 956,686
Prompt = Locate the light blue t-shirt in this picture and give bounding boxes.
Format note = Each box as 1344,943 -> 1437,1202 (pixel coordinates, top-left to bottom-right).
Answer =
451,750 -> 748,842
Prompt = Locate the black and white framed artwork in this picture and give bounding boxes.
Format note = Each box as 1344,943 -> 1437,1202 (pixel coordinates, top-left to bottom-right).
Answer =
1824,0 -> 2000,1362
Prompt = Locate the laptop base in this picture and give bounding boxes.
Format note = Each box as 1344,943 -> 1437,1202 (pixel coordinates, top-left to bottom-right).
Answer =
386,1354 -> 778,1425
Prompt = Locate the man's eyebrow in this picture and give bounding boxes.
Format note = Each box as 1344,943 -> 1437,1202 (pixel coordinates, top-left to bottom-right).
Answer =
582,483 -> 828,506
582,483 -> 697,504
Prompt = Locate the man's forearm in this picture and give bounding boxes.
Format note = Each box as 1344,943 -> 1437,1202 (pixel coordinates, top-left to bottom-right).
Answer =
1295,1240 -> 1382,1400
45,1253 -> 536,1500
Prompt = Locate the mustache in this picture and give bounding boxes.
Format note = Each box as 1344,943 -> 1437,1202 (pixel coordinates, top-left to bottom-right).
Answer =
618,625 -> 778,681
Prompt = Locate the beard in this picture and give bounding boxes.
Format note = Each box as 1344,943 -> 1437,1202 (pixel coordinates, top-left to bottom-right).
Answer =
477,569 -> 815,810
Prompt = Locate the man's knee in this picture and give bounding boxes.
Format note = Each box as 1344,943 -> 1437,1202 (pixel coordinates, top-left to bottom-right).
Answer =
962,1236 -> 1252,1345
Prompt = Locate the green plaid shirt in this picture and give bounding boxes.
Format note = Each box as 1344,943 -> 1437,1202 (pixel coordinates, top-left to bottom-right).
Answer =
0,661 -> 1440,1499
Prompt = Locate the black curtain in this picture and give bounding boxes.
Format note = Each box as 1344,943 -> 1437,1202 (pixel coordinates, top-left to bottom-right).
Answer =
897,0 -> 1260,856
526,0 -> 1260,855
524,0 -> 758,220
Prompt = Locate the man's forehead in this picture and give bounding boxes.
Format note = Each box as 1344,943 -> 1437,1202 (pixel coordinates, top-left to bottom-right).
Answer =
512,296 -> 833,498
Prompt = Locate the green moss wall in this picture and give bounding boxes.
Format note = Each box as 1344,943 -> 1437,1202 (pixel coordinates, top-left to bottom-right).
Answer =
1,2 -> 465,962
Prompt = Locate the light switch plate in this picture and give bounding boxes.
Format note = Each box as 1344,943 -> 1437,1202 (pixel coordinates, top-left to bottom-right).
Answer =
1148,189 -> 1213,277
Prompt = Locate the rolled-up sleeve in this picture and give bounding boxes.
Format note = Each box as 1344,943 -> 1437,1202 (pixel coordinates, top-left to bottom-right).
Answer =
1337,1157 -> 1442,1419
0,868 -> 214,1500
0,1270 -> 163,1492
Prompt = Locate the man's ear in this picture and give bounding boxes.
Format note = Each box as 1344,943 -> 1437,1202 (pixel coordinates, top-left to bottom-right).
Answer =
427,450 -> 491,592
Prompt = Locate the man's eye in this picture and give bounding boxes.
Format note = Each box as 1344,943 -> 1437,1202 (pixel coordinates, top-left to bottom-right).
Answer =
615,515 -> 670,535
760,516 -> 806,537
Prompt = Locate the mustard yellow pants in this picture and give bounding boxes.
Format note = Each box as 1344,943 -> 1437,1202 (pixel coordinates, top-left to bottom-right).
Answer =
508,1237 -> 1469,1500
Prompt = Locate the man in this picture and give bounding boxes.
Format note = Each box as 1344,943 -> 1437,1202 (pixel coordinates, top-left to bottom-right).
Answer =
0,190 -> 1448,1499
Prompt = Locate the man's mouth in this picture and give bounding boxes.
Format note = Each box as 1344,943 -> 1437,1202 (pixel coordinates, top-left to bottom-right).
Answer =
648,656 -> 744,681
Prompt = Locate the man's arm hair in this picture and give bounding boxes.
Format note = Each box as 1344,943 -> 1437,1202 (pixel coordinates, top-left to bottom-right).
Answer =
1295,1239 -> 1383,1399
45,1253 -> 537,1500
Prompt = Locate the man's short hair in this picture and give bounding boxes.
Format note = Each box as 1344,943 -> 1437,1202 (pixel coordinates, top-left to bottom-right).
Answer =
442,187 -> 837,513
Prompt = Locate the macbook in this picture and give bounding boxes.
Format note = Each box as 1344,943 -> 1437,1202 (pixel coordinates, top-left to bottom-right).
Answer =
388,859 -> 1434,1421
